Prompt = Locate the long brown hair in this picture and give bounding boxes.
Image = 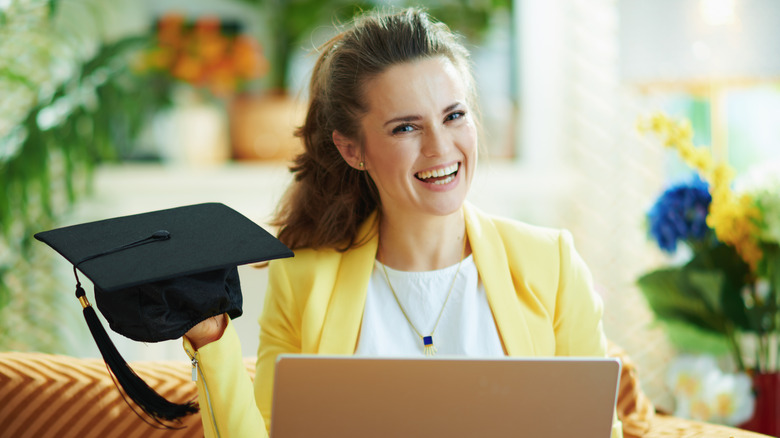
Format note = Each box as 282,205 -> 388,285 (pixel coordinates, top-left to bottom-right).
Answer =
273,7 -> 476,251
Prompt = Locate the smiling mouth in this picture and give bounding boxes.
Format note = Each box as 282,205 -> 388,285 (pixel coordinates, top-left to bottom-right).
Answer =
415,163 -> 460,185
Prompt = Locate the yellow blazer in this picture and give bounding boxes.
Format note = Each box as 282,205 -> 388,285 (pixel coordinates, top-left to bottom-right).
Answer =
184,202 -> 622,437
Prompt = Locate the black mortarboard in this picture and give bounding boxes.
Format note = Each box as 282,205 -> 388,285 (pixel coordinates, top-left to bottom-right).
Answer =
34,202 -> 293,426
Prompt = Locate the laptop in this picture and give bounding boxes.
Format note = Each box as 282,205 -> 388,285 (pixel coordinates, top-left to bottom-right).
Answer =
270,355 -> 621,438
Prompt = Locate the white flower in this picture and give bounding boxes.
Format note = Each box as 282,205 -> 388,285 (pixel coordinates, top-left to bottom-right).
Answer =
699,371 -> 755,426
667,355 -> 720,398
666,355 -> 755,426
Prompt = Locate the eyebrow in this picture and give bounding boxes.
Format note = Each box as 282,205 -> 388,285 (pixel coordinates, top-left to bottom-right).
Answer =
382,102 -> 464,128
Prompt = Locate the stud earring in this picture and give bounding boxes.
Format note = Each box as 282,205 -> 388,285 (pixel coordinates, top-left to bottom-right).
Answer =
358,162 -> 364,169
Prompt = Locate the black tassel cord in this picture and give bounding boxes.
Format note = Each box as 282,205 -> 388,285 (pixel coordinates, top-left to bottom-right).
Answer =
76,285 -> 199,426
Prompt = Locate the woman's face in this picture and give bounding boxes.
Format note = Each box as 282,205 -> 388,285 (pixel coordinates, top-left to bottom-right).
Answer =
357,56 -> 478,220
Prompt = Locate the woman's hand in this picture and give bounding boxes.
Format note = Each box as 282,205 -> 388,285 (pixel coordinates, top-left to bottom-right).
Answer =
185,313 -> 227,350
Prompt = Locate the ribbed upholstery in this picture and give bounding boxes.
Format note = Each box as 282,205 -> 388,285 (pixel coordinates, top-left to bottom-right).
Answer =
646,414 -> 771,438
0,352 -> 255,438
608,341 -> 656,438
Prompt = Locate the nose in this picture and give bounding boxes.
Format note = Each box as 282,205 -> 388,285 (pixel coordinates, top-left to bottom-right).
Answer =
421,125 -> 450,158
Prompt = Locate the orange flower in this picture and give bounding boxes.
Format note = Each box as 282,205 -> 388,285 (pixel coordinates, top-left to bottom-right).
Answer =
206,61 -> 239,97
232,35 -> 268,78
139,16 -> 268,96
157,13 -> 185,47
171,55 -> 203,83
197,34 -> 228,64
194,16 -> 221,37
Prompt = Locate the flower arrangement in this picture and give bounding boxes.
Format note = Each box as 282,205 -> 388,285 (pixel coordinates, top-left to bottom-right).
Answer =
136,14 -> 269,98
637,113 -> 780,374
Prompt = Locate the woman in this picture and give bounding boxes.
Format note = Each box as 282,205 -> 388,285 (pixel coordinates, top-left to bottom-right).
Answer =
185,8 -> 621,437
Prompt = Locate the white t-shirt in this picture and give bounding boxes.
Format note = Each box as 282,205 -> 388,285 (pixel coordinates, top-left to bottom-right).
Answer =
355,255 -> 505,357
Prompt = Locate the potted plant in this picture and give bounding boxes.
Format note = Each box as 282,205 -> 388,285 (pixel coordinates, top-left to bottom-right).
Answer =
638,113 -> 779,435
134,13 -> 269,164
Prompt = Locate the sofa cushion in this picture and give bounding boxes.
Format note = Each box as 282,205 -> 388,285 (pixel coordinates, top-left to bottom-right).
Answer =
0,352 -> 256,437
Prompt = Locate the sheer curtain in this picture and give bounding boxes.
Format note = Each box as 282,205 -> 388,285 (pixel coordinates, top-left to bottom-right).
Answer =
515,0 -> 677,411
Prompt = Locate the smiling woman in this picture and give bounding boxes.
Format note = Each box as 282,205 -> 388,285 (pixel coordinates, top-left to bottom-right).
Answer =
332,57 -> 478,253
179,8 -> 623,438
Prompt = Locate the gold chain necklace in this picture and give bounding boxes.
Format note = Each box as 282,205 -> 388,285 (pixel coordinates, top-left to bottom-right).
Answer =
380,235 -> 468,356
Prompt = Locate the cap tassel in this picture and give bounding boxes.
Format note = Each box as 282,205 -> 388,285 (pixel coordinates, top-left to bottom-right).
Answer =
75,285 -> 199,425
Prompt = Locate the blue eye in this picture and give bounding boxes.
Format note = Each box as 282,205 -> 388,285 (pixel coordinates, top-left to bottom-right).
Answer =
446,111 -> 465,122
392,124 -> 414,134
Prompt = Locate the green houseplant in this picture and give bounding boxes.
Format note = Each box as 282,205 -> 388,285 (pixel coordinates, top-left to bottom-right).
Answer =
638,113 -> 779,435
0,0 -> 167,353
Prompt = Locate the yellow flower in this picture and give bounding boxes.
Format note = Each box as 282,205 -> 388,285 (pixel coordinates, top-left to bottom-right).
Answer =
707,196 -> 762,270
690,148 -> 715,174
666,119 -> 693,148
678,145 -> 694,161
711,163 -> 735,188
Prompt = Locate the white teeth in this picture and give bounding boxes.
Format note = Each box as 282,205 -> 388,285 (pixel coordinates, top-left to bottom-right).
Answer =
416,163 -> 459,180
432,175 -> 455,185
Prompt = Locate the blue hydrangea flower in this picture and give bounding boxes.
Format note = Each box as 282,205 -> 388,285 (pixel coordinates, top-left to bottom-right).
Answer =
647,176 -> 712,253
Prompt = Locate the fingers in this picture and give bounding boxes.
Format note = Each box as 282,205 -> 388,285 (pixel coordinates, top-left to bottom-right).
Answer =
185,313 -> 228,350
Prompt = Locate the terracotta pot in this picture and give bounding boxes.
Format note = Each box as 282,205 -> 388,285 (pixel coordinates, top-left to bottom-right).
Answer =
229,91 -> 305,162
739,372 -> 779,436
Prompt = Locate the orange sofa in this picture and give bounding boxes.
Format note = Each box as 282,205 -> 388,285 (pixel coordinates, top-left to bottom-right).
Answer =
0,351 -> 771,437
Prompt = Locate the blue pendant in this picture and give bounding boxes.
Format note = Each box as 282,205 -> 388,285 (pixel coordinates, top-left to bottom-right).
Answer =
423,336 -> 436,356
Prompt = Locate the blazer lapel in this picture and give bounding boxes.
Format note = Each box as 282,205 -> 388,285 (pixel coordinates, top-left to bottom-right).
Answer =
464,203 -> 536,356
318,213 -> 379,355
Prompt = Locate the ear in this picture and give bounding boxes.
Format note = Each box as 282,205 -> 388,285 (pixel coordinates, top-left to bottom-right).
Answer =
332,130 -> 363,170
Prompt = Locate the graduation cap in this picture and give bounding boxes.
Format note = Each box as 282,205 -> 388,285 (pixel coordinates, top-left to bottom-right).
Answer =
34,202 -> 293,426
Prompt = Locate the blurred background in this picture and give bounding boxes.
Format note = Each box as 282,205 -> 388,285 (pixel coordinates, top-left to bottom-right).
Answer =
2,0 -> 779,419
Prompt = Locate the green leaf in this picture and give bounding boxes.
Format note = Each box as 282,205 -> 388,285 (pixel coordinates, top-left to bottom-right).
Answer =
686,268 -> 724,314
0,67 -> 37,90
637,267 -> 727,335
48,0 -> 59,17
662,319 -> 732,356
686,242 -> 753,330
0,267 -> 9,310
